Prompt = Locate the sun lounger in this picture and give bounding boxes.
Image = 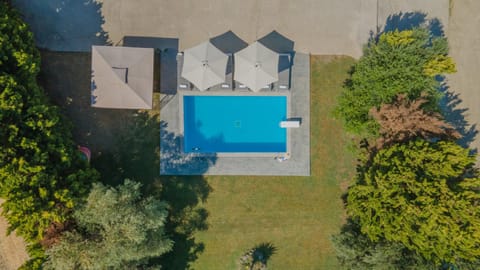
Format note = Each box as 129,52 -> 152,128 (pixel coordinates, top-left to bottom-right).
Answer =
234,81 -> 249,91
211,54 -> 233,91
280,120 -> 301,128
223,54 -> 234,89
177,53 -> 192,90
262,83 -> 273,91
276,53 -> 291,91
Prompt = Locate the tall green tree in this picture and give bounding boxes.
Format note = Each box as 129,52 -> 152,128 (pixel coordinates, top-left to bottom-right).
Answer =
331,219 -> 438,270
44,180 -> 173,270
335,28 -> 455,136
346,139 -> 480,264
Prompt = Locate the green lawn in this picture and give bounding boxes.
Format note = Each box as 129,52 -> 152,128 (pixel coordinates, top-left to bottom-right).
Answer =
41,52 -> 357,269
181,55 -> 357,269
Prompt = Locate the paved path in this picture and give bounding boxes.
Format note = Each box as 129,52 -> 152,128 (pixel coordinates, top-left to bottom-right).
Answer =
447,0 -> 480,157
13,0 -> 448,58
0,200 -> 29,270
377,0 -> 448,34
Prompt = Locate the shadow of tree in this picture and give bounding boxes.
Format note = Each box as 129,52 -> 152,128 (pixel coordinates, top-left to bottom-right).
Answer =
38,51 -> 134,155
156,121 -> 217,269
439,83 -> 478,153
383,11 -> 444,37
92,111 -> 161,187
155,175 -> 211,270
12,0 -> 109,51
239,242 -> 277,270
252,242 -> 277,265
160,121 -> 217,175
39,50 -> 215,268
92,114 -> 214,269
365,13 -> 478,152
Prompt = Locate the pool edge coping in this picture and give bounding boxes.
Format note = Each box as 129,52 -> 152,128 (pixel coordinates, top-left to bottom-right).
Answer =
178,90 -> 292,158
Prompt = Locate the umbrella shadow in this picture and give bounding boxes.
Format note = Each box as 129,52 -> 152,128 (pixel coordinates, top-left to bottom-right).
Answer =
210,31 -> 248,76
210,30 -> 248,54
257,30 -> 295,53
13,0 -> 109,51
258,31 -> 295,74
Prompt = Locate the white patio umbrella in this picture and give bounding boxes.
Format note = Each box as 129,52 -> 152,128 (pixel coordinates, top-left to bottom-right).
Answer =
181,41 -> 229,91
234,41 -> 279,92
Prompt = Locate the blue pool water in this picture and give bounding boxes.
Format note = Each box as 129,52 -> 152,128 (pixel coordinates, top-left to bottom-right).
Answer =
183,96 -> 287,153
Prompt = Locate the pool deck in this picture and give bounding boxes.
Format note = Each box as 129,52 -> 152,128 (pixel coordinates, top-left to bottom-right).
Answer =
160,53 -> 310,176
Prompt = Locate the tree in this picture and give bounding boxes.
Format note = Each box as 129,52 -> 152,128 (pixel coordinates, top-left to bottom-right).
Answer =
332,219 -> 480,270
331,219 -> 438,270
346,139 -> 480,264
44,180 -> 173,270
335,28 -> 455,136
369,93 -> 460,150
0,3 -> 98,267
239,243 -> 276,270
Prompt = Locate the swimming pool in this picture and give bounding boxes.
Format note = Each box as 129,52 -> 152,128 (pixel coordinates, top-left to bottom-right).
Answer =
183,95 -> 287,153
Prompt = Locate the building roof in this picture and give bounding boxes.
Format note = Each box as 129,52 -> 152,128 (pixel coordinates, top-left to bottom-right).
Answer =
91,45 -> 154,109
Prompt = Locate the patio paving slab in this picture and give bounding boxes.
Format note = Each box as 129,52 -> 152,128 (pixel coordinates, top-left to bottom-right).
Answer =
447,0 -> 480,160
13,0 -> 448,58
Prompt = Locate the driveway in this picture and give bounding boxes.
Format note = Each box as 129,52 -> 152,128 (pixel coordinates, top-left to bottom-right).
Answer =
447,0 -> 480,157
13,0 -> 448,58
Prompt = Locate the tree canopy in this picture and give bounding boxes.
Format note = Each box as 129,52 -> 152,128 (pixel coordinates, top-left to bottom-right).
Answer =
331,219 -> 438,270
335,28 -> 455,136
332,22 -> 479,269
44,180 -> 173,270
369,93 -> 460,150
346,139 -> 480,264
0,2 -> 99,267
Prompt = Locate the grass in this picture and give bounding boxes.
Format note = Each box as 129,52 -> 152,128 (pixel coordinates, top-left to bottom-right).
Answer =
40,52 -> 357,269
186,55 -> 357,269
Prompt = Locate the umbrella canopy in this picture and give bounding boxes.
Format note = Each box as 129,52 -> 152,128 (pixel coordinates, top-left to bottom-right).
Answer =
181,41 -> 229,91
234,41 -> 279,92
91,45 -> 154,109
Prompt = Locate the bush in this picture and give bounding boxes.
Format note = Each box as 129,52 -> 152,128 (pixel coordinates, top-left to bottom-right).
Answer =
0,2 -> 98,267
335,28 -> 455,137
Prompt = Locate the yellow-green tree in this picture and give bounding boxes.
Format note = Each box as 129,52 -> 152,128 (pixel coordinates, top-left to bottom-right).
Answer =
0,3 -> 98,268
331,219 -> 438,270
347,139 -> 480,264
